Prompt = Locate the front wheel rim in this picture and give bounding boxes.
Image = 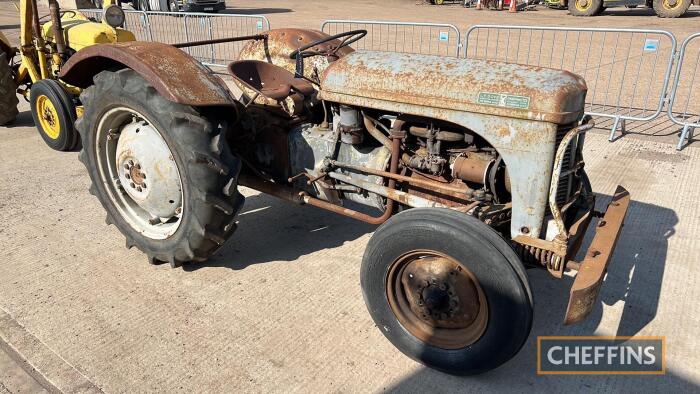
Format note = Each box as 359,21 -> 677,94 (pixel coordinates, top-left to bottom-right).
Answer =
95,107 -> 184,240
386,250 -> 489,349
36,95 -> 61,140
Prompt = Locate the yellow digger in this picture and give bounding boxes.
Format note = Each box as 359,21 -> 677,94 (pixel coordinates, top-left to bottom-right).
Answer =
0,0 -> 134,150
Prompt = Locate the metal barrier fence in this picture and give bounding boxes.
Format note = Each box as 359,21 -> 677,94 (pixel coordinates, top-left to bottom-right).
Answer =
75,9 -> 270,67
321,20 -> 461,57
668,32 -> 700,150
464,25 -> 677,142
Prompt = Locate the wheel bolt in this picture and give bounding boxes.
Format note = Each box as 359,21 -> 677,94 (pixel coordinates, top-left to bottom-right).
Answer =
124,163 -> 129,169
135,164 -> 141,170
142,183 -> 147,189
125,173 -> 131,179
129,160 -> 134,166
175,207 -> 182,215
130,182 -> 135,188
141,173 -> 146,179
136,186 -> 142,192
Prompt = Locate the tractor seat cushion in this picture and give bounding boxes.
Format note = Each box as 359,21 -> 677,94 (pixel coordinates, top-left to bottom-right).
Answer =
228,60 -> 314,101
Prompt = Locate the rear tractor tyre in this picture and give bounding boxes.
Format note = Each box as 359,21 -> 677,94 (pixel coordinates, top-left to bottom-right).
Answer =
568,0 -> 603,15
76,69 -> 244,267
361,208 -> 533,375
29,79 -> 79,151
0,53 -> 19,126
653,0 -> 691,17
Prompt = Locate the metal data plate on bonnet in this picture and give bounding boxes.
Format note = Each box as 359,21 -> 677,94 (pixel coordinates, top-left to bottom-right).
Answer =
477,92 -> 531,110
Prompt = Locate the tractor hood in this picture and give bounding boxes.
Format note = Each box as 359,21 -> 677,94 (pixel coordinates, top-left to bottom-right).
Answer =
319,51 -> 587,125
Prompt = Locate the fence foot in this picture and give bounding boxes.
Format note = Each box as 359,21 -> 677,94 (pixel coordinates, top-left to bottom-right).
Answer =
608,118 -> 625,142
676,124 -> 695,151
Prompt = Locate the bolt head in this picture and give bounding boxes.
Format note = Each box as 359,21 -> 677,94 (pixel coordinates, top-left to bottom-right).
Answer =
130,182 -> 135,188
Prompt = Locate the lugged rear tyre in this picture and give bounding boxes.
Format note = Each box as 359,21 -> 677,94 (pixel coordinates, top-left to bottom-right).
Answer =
76,69 -> 244,267
0,53 -> 18,126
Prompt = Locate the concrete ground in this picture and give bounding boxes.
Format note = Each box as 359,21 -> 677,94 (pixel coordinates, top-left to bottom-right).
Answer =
1,1 -> 700,392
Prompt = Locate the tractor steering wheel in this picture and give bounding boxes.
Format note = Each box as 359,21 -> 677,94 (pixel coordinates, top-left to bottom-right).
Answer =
289,29 -> 367,60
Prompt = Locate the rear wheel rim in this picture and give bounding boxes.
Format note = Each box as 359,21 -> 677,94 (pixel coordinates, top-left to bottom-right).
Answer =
662,0 -> 681,9
575,0 -> 592,11
95,106 -> 184,240
386,250 -> 489,349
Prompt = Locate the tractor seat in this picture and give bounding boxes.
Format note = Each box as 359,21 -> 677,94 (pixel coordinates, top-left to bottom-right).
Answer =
228,60 -> 315,101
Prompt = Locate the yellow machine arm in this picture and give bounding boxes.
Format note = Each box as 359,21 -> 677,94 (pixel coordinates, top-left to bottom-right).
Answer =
17,0 -> 134,86
19,0 -> 48,82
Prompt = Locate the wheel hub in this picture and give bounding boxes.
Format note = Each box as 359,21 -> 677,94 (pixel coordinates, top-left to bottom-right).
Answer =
36,95 -> 61,140
115,120 -> 182,219
401,256 -> 481,328
664,0 -> 679,7
387,251 -> 488,349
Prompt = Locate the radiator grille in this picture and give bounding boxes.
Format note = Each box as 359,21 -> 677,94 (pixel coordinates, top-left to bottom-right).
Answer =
553,123 -> 582,209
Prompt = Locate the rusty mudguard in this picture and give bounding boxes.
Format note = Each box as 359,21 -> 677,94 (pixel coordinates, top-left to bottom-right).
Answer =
564,185 -> 631,325
59,42 -> 236,107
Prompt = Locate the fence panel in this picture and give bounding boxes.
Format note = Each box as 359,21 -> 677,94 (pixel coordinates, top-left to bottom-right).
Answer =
321,20 -> 461,57
182,13 -> 270,67
668,32 -> 700,150
464,25 -> 677,140
71,10 -> 269,67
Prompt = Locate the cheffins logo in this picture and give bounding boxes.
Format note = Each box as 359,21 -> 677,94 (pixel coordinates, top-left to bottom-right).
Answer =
537,336 -> 665,375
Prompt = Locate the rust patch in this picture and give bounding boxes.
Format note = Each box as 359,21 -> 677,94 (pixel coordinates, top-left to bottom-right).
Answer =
319,51 -> 588,125
59,42 -> 235,107
235,28 -> 355,104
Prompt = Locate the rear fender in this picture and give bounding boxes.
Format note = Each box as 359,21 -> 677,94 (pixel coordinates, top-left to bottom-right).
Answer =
59,42 -> 236,107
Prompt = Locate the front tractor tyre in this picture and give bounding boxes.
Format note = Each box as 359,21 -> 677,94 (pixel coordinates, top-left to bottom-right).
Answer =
653,0 -> 691,17
568,0 -> 603,15
29,79 -> 80,151
361,208 -> 533,375
0,53 -> 19,126
76,69 -> 244,267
